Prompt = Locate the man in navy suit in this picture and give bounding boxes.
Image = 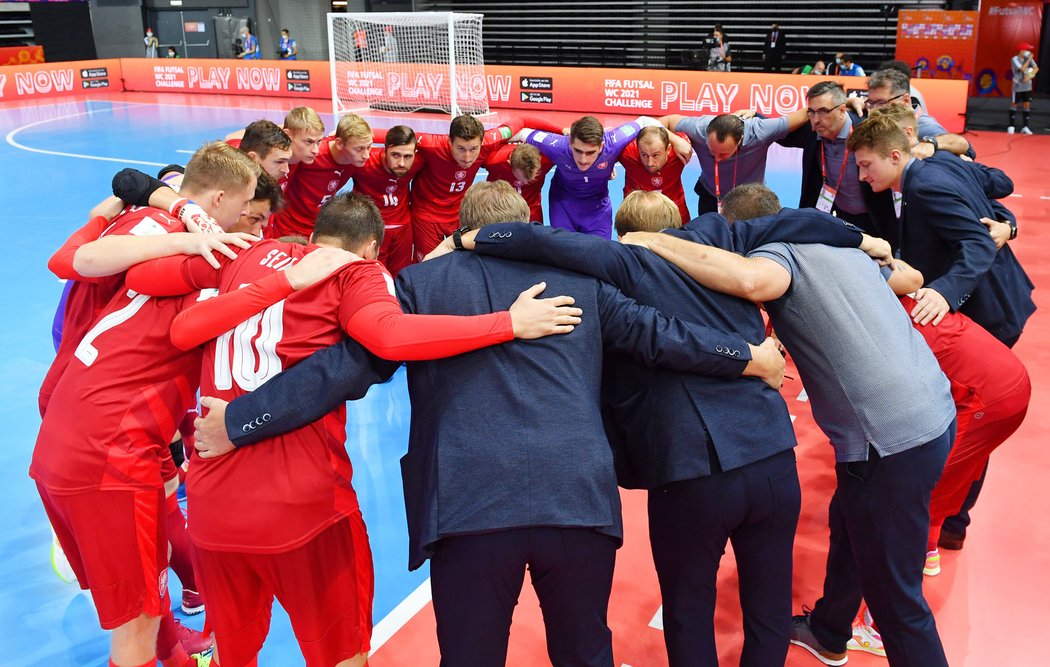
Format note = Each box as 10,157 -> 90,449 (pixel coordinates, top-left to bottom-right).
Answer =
439,190 -> 881,667
192,181 -> 787,666
848,116 -> 1034,347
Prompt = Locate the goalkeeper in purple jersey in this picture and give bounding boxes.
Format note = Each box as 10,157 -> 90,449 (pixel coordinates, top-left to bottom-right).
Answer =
518,116 -> 663,238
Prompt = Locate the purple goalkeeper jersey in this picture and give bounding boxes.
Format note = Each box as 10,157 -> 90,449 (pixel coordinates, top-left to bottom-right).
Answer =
527,122 -> 640,200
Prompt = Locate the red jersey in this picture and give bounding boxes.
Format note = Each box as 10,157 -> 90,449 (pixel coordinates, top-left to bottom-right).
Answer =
268,136 -> 355,239
131,241 -> 514,553
31,215 -> 204,495
226,138 -> 241,150
900,295 -> 1029,405
352,146 -> 423,230
485,143 -> 554,224
39,207 -> 181,417
618,137 -> 691,224
410,125 -> 514,228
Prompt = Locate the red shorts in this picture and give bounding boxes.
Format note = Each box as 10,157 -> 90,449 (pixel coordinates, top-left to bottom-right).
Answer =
192,513 -> 374,667
379,223 -> 413,276
37,483 -> 167,629
412,215 -> 458,262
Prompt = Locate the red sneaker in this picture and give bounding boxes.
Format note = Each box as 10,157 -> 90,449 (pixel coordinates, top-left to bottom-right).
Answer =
175,618 -> 214,656
181,588 -> 205,615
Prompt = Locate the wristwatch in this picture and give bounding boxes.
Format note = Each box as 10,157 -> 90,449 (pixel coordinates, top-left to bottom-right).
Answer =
921,135 -> 939,152
451,226 -> 471,250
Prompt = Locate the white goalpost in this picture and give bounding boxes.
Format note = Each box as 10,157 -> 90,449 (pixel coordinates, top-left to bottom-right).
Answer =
327,12 -> 490,118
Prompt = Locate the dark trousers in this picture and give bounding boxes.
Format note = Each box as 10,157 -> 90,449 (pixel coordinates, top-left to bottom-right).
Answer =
430,526 -> 617,667
649,449 -> 801,667
695,182 -> 719,215
810,423 -> 955,667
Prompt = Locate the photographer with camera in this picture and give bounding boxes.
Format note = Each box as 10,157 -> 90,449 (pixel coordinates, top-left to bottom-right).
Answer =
238,25 -> 260,60
278,28 -> 298,60
707,27 -> 731,72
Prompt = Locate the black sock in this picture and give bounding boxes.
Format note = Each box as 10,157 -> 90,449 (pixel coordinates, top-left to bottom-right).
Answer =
1010,107 -> 1017,127
1022,109 -> 1031,128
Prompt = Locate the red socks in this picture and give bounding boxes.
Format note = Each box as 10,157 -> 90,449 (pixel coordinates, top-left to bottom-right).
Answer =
165,494 -> 197,592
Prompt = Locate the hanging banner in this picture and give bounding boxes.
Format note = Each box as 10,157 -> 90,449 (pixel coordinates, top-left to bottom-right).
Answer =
973,0 -> 1043,97
0,59 -> 119,101
0,45 -> 45,67
895,10 -> 978,84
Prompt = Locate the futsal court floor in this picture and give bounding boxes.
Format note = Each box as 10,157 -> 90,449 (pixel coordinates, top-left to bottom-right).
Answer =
0,91 -> 1047,666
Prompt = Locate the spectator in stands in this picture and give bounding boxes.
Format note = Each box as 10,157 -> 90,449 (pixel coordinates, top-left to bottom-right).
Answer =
278,29 -> 298,60
165,47 -> 179,59
792,60 -> 826,75
239,26 -> 260,60
1009,42 -> 1039,135
708,28 -> 731,72
838,54 -> 864,76
763,23 -> 786,72
381,26 -> 399,62
144,28 -> 158,58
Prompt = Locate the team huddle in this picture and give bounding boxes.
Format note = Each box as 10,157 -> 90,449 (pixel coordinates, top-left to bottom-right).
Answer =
32,65 -> 1035,667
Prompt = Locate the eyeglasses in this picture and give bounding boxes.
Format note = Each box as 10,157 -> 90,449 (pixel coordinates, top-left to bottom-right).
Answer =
806,104 -> 845,118
864,93 -> 907,109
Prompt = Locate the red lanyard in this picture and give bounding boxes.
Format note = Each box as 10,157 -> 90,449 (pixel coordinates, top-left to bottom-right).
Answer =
714,155 -> 739,200
819,128 -> 852,191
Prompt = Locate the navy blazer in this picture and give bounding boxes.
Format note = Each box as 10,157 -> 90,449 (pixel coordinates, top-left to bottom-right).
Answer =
898,155 -> 1035,344
472,211 -> 862,489
225,251 -> 754,569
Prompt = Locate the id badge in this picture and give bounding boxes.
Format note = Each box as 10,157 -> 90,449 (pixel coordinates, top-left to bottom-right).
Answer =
816,184 -> 837,213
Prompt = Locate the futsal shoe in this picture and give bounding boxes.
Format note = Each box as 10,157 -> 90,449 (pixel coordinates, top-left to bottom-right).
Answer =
923,549 -> 942,576
791,611 -> 848,665
938,529 -> 965,551
50,527 -> 78,585
1022,127 -> 1034,135
182,588 -> 205,615
175,619 -> 214,656
1008,127 -> 1016,134
846,606 -> 886,657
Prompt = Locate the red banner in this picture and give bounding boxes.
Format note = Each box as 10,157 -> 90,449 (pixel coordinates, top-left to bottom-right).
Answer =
0,59 -> 120,101
0,45 -> 45,67
895,10 -> 979,83
482,65 -> 967,133
973,0 -> 1043,97
119,58 -> 332,99
0,57 -> 968,133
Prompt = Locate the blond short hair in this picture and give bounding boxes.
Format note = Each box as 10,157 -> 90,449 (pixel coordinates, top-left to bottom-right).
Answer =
284,106 -> 324,134
847,114 -> 912,157
181,141 -> 257,194
335,113 -> 372,143
867,104 -> 917,133
615,190 -> 682,236
459,181 -> 530,230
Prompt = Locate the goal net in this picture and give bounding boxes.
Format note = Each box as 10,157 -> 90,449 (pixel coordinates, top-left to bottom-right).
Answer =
328,12 -> 489,117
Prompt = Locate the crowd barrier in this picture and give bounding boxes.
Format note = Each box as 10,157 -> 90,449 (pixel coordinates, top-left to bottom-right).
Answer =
1,57 -> 967,132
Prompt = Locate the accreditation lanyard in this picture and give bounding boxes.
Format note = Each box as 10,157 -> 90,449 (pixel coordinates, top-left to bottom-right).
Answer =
817,128 -> 851,213
714,155 -> 739,214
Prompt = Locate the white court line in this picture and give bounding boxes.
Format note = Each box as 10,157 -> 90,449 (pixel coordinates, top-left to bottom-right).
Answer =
5,102 -> 168,167
369,577 -> 433,655
1040,196 -> 1050,200
176,149 -> 195,154
1008,194 -> 1023,198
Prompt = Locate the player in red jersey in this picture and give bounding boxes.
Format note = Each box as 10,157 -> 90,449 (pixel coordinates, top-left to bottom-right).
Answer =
618,125 -> 694,225
268,114 -> 373,240
350,125 -> 423,275
123,193 -> 581,667
237,119 -> 293,183
400,114 -> 550,260
30,143 -> 262,667
231,172 -> 284,239
485,142 -> 553,223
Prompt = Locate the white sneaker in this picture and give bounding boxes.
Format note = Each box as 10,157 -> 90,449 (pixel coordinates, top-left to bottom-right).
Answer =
846,607 -> 886,657
924,548 -> 941,576
1022,126 -> 1034,135
50,527 -> 78,584
1007,126 -> 1016,134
